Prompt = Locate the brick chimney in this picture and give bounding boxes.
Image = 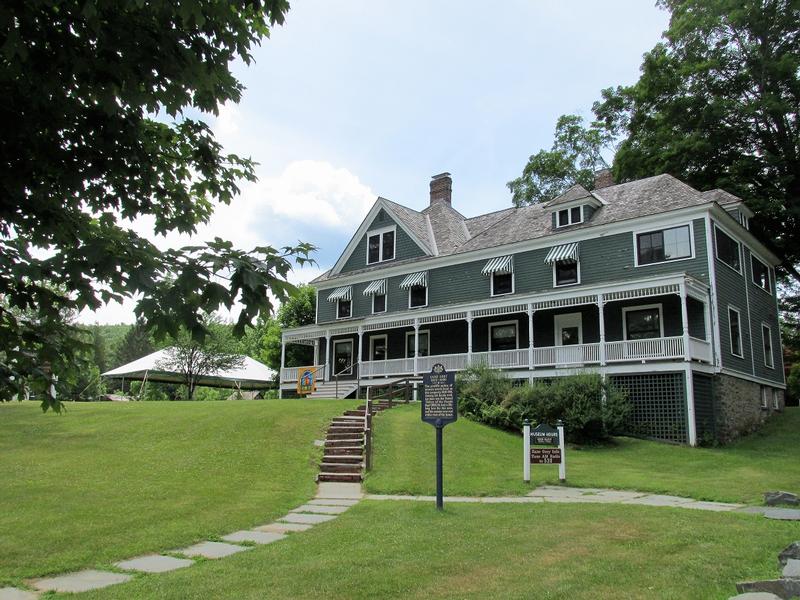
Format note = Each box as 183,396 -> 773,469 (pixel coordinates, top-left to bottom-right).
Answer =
593,168 -> 615,190
429,172 -> 452,207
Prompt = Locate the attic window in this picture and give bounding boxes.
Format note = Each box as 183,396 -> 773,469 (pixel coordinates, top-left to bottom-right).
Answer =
366,226 -> 395,264
556,206 -> 583,227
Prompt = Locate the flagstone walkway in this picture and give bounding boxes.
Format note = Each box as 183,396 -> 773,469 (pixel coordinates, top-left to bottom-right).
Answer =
2,482 -> 797,599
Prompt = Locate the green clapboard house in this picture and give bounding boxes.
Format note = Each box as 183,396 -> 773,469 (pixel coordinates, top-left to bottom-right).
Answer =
280,171 -> 786,445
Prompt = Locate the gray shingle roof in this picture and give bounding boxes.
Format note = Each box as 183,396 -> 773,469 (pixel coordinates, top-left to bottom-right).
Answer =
314,174 -> 719,284
546,183 -> 592,207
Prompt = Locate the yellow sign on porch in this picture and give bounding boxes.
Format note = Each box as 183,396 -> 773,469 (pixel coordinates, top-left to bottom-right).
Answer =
296,367 -> 317,395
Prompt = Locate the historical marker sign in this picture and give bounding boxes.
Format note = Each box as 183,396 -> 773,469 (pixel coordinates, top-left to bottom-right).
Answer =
421,363 -> 457,427
530,447 -> 562,464
530,423 -> 559,446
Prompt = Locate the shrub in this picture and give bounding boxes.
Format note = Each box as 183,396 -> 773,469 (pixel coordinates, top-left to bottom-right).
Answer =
456,363 -> 512,418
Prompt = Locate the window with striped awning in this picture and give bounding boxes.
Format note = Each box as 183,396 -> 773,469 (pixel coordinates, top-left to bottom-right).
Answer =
482,255 -> 513,275
544,242 -> 579,264
399,271 -> 427,289
326,286 -> 352,302
362,279 -> 386,296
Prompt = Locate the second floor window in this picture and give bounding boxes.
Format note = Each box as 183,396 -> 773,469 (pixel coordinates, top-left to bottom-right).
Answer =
715,226 -> 741,272
337,299 -> 351,319
372,293 -> 386,313
751,256 -> 771,292
636,225 -> 691,265
367,228 -> 395,264
729,306 -> 743,358
554,261 -> 579,286
409,285 -> 427,308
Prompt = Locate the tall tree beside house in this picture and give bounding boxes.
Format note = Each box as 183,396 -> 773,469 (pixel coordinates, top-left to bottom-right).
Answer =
157,317 -> 244,401
507,115 -> 612,207
91,326 -> 108,375
511,0 -> 800,281
249,285 -> 316,371
114,319 -> 156,370
0,0 -> 313,412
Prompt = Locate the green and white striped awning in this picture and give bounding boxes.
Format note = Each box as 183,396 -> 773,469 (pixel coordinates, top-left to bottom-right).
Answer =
544,242 -> 579,264
482,255 -> 514,275
326,286 -> 352,302
399,271 -> 427,289
362,279 -> 386,296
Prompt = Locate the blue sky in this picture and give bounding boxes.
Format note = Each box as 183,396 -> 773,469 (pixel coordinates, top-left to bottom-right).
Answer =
83,1 -> 669,324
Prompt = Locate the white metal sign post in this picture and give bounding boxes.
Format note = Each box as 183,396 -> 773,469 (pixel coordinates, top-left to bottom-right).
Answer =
557,420 -> 566,482
523,420 -> 531,483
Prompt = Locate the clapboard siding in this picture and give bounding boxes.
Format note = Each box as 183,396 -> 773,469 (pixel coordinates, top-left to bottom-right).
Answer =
317,219 -> 709,323
339,210 -> 427,274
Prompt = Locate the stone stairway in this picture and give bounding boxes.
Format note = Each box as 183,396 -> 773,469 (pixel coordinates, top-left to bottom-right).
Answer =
308,381 -> 359,399
317,400 -> 395,483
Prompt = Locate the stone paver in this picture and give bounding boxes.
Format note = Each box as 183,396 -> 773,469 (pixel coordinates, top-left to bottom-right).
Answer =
622,494 -> 696,507
30,570 -> 132,593
763,508 -> 800,521
308,498 -> 360,507
177,541 -> 251,559
528,486 -> 600,498
292,504 -> 350,515
256,522 -> 313,533
316,482 -> 362,499
682,501 -> 742,512
114,554 -> 194,573
280,512 -> 338,525
221,530 -> 286,545
783,559 -> 800,579
0,588 -> 39,600
729,593 -> 782,600
313,439 -> 324,447
481,496 -> 544,504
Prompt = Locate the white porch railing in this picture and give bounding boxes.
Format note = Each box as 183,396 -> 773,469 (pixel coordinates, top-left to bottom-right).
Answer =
360,357 -> 414,378
471,348 -> 529,368
532,343 -> 601,366
417,352 -> 470,373
605,336 -> 684,362
280,364 -> 325,384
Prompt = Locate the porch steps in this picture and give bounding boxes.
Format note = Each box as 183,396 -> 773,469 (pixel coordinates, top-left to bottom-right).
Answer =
308,381 -> 359,399
317,401 -> 398,483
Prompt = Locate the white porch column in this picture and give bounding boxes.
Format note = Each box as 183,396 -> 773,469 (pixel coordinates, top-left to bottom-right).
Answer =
597,293 -> 606,366
679,282 -> 691,362
466,311 -> 473,366
413,319 -> 420,376
527,303 -> 534,370
279,338 -> 286,399
313,339 -> 319,367
324,331 -> 331,381
685,363 -> 698,446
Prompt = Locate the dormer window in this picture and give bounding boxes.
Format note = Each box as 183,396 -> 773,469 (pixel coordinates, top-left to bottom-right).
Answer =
556,206 -> 583,228
367,226 -> 395,264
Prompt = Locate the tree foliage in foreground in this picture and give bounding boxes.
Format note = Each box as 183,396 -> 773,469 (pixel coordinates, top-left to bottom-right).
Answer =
0,0 -> 313,411
510,0 -> 800,281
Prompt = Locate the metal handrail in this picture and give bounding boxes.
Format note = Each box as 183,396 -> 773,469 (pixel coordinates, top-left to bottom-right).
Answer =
333,359 -> 359,399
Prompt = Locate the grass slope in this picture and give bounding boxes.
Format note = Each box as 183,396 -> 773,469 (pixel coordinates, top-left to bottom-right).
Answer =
77,501 -> 797,600
365,404 -> 800,503
0,399 -> 356,584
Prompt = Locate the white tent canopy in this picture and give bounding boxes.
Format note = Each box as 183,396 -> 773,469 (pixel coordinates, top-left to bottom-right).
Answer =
102,348 -> 276,390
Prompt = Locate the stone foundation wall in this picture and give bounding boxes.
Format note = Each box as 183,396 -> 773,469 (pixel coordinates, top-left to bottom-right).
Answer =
713,374 -> 784,443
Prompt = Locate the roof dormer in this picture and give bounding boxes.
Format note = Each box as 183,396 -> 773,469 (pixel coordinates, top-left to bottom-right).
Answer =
546,184 -> 604,229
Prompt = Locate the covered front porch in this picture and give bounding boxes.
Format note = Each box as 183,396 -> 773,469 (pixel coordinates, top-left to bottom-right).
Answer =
280,276 -> 713,388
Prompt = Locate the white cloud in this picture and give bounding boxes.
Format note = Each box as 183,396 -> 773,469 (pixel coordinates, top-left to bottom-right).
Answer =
245,160 -> 375,231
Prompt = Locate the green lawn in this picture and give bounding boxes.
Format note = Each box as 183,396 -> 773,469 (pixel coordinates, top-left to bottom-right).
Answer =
0,399 -> 356,585
365,404 -> 800,503
77,501 -> 797,600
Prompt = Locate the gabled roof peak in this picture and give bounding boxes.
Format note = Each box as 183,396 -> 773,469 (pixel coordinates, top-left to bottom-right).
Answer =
546,183 -> 592,207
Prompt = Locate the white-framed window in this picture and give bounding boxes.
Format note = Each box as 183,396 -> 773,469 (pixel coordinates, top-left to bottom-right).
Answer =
751,255 -> 772,293
762,323 -> 774,368
715,225 -> 742,273
366,225 -> 396,265
635,224 -> 693,266
489,320 -> 519,351
372,293 -> 386,314
336,299 -> 352,319
728,306 -> 743,358
491,271 -> 514,296
773,389 -> 780,410
408,285 -> 427,309
369,334 -> 388,361
553,260 -> 580,287
405,330 -> 430,358
554,312 -> 583,346
555,206 -> 583,228
761,386 -> 769,409
622,304 -> 664,340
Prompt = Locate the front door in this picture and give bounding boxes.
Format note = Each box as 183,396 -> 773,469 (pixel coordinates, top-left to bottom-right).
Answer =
333,340 -> 354,376
554,313 -> 583,346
